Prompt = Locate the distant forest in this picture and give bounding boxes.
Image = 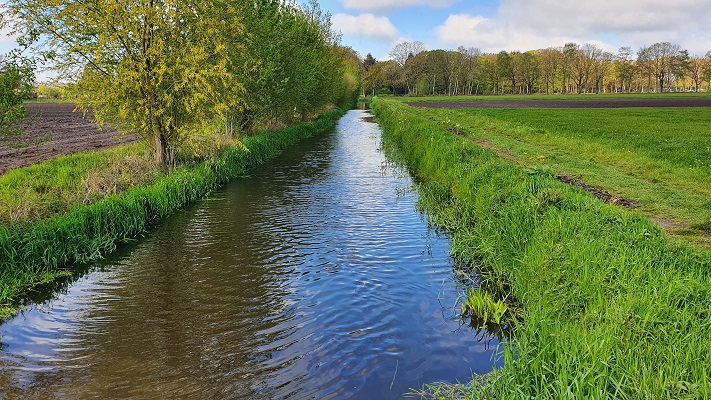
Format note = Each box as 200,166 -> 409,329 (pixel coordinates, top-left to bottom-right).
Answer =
362,41 -> 711,96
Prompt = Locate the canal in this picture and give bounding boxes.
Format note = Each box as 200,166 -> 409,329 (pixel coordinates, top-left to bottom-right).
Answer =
0,110 -> 500,399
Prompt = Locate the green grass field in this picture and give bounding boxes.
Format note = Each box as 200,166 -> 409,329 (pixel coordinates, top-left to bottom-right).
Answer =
410,106 -> 711,249
372,98 -> 711,399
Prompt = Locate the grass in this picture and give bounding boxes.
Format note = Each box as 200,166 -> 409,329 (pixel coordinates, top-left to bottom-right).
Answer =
0,142 -> 159,225
372,98 -> 711,399
409,106 -> 711,249
0,109 -> 346,318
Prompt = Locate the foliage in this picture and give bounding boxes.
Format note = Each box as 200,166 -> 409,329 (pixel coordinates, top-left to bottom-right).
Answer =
363,40 -> 711,96
6,0 -> 358,167
460,287 -> 509,325
8,0 -> 247,167
0,53 -> 34,138
372,98 -> 711,398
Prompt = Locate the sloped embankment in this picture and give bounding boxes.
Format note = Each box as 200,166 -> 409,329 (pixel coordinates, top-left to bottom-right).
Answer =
372,98 -> 711,399
0,109 -> 345,317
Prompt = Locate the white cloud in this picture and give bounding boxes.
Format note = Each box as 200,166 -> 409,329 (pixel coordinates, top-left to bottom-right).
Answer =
498,0 -> 711,37
332,13 -> 400,41
341,0 -> 459,13
435,14 -> 576,52
435,0 -> 711,54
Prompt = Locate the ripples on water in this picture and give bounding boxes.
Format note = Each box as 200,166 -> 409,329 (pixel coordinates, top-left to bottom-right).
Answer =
0,110 -> 501,399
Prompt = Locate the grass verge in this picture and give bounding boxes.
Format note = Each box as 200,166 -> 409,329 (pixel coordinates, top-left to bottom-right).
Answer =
410,106 -> 711,249
372,98 -> 711,399
0,108 -> 345,318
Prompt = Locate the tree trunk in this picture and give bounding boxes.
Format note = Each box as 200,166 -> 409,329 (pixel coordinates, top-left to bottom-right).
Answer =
154,130 -> 168,168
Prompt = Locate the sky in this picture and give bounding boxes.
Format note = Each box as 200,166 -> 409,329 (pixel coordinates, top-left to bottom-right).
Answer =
321,0 -> 711,61
3,0 -> 711,80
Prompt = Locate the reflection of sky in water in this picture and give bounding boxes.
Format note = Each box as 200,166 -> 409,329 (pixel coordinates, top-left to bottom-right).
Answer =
0,110 -> 501,399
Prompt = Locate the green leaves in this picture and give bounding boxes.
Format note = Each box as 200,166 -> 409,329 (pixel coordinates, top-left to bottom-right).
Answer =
0,52 -> 34,139
6,0 -> 357,166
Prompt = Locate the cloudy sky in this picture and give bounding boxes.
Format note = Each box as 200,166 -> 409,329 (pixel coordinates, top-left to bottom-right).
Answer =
322,0 -> 711,61
2,0 -> 711,79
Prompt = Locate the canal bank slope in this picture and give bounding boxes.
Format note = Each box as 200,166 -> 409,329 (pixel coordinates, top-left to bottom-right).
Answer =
0,109 -> 346,318
371,98 -> 711,399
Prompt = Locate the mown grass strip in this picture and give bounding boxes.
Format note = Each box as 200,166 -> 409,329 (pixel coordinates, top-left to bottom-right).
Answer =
412,106 -> 711,249
0,109 -> 345,317
372,98 -> 711,399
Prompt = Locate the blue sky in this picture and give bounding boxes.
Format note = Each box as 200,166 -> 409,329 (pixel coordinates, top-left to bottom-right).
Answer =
321,0 -> 711,62
3,0 -> 711,80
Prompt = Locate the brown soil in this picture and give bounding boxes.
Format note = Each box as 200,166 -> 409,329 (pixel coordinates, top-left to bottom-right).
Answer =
555,173 -> 639,207
0,103 -> 137,175
406,97 -> 711,109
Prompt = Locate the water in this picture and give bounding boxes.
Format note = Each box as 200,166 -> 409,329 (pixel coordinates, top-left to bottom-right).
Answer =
0,110 -> 500,399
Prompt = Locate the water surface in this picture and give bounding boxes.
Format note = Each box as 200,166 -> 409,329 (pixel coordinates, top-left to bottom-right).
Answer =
0,110 -> 500,399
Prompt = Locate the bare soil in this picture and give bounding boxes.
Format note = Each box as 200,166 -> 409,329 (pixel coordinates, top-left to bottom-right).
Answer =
0,103 -> 137,175
406,97 -> 711,109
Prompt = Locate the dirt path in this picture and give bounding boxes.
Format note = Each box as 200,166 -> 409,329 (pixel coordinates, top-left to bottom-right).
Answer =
0,103 -> 137,175
406,97 -> 711,109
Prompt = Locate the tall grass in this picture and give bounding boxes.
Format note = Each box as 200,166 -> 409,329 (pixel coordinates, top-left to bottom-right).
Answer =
372,98 -> 711,399
0,109 -> 345,317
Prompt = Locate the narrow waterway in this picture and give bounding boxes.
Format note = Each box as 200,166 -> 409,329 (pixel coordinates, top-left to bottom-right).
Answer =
0,110 -> 500,399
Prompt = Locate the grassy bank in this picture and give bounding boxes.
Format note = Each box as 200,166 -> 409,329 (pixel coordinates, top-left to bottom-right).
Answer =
409,106 -> 711,249
371,98 -> 711,398
0,109 -> 345,317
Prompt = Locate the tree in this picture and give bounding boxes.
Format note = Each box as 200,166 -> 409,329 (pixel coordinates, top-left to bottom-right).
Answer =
389,41 -> 426,68
590,49 -> 612,94
457,46 -> 482,95
0,53 -> 34,138
703,51 -> 711,90
235,0 -> 350,129
637,42 -> 682,92
561,43 -> 579,94
8,0 -> 246,167
362,61 -> 389,95
538,47 -> 562,94
0,11 -> 35,138
496,51 -> 512,94
671,50 -> 691,91
519,51 -> 540,94
362,53 -> 376,71
615,47 -> 636,93
687,55 -> 707,92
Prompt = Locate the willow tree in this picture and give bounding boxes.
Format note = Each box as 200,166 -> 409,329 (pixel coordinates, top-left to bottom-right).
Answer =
7,0 -> 246,167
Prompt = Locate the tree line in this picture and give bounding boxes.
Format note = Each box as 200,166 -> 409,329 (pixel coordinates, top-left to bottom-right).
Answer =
2,0 -> 360,167
362,41 -> 711,97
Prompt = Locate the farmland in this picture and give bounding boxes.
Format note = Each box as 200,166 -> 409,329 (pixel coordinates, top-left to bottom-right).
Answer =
0,103 -> 137,175
405,97 -> 711,248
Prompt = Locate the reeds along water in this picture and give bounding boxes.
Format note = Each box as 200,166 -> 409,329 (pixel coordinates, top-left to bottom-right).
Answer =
0,109 -> 346,316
